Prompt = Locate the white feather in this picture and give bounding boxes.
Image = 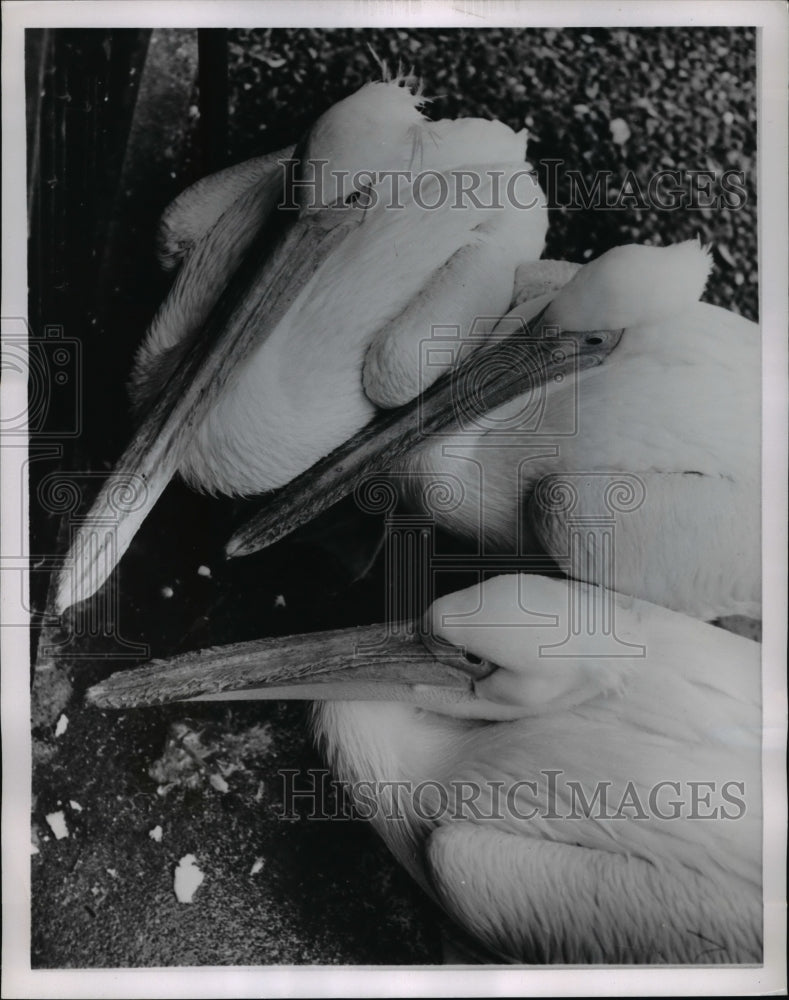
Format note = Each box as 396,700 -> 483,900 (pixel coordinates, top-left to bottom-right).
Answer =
130,82 -> 547,496
401,247 -> 760,619
315,575 -> 761,963
546,240 -> 713,330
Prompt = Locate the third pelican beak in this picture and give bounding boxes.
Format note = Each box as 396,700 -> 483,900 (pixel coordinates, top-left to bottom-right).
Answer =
86,622 -> 491,709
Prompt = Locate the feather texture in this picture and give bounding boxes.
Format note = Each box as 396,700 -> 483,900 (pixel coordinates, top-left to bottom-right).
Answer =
130,87 -> 547,495
401,246 -> 760,619
314,575 -> 761,963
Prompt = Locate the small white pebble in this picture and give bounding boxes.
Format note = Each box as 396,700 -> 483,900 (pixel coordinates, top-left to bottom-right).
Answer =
609,117 -> 631,145
106,868 -> 118,878
69,800 -> 82,812
149,825 -> 163,842
209,773 -> 229,794
31,843 -> 40,855
250,857 -> 264,875
274,594 -> 287,608
174,855 -> 205,903
46,811 -> 69,840
197,565 -> 212,578
722,110 -> 735,126
161,586 -> 174,599
54,714 -> 69,737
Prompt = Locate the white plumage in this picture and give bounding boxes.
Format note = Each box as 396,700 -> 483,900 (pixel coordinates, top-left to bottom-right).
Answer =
57,76 -> 759,626
134,103 -> 759,622
131,78 -> 547,495
402,242 -> 760,619
314,574 -> 761,963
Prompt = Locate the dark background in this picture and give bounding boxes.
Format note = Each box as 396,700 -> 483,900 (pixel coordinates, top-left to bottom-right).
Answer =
27,27 -> 757,966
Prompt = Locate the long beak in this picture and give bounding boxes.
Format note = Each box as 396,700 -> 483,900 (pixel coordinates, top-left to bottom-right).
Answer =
226,311 -> 624,558
86,623 -> 489,710
54,164 -> 365,615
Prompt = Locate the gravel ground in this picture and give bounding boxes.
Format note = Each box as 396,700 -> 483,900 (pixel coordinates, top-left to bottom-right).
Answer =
224,27 -> 757,318
29,26 -> 758,970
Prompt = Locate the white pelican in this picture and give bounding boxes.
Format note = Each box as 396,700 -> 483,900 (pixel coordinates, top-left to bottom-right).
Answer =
228,239 -> 760,622
87,573 -> 762,964
53,75 -> 552,612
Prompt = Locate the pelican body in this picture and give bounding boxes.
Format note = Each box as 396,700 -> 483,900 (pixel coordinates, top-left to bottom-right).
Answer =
89,574 -> 762,964
133,101 -> 547,497
54,76 -> 551,612
400,243 -> 761,620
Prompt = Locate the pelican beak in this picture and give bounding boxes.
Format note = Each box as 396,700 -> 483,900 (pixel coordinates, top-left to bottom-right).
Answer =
225,309 -> 625,557
85,622 -> 489,709
53,150 -> 366,615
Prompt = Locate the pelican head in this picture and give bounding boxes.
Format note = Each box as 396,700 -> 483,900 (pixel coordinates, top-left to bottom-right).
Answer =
297,74 -> 535,208
85,574 -> 625,719
87,571 -> 756,733
298,78 -> 428,208
540,238 -> 712,331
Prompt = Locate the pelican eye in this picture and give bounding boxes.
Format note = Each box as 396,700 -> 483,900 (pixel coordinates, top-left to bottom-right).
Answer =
457,651 -> 497,679
420,632 -> 496,678
585,334 -> 604,345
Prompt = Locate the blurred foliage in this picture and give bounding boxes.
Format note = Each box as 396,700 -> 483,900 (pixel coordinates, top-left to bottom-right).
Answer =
220,27 -> 756,319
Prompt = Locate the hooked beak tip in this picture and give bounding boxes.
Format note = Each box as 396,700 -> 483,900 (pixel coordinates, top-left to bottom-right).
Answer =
223,535 -> 245,560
